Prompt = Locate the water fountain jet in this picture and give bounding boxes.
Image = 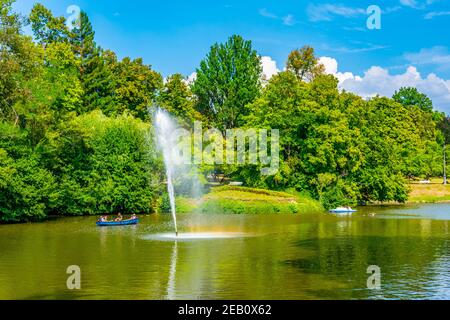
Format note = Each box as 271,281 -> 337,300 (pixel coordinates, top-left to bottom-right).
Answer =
151,108 -> 250,242
154,109 -> 179,237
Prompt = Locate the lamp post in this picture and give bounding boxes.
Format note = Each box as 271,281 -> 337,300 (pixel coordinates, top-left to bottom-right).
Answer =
444,143 -> 447,185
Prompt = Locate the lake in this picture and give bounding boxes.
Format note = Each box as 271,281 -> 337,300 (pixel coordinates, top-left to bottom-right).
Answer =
0,204 -> 449,300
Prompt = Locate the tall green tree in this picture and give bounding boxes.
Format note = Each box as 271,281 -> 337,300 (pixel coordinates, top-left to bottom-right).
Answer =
242,64 -> 436,208
113,57 -> 162,120
0,123 -> 58,222
81,48 -> 116,113
68,12 -> 116,113
0,0 -> 41,124
393,87 -> 433,113
437,116 -> 450,184
53,111 -> 163,215
192,35 -> 262,130
438,116 -> 450,145
158,73 -> 201,125
29,3 -> 68,45
17,41 -> 83,146
69,11 -> 95,64
286,46 -> 324,82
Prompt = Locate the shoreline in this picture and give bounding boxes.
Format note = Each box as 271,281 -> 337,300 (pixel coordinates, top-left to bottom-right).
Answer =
1,200 -> 448,225
3,183 -> 450,225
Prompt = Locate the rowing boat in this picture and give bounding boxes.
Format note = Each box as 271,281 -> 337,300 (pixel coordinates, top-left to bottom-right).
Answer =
96,218 -> 139,226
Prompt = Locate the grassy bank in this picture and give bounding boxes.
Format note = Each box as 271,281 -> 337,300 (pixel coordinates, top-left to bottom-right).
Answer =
408,179 -> 450,203
176,186 -> 324,214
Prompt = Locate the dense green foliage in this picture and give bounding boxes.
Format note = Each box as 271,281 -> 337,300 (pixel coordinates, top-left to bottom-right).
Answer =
157,73 -> 201,126
1,1 -> 449,221
286,46 -> 325,82
0,1 -> 164,221
191,35 -> 262,130
190,186 -> 323,215
393,87 -> 434,113
238,71 -> 443,207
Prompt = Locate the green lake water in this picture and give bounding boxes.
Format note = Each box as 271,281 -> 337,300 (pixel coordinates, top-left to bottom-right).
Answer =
0,204 -> 449,300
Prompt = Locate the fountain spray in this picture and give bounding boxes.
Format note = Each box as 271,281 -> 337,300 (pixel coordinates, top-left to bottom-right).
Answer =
154,109 -> 179,237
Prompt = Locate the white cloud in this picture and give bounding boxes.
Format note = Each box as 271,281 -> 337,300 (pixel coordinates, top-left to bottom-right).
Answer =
259,8 -> 278,19
259,8 -> 296,27
320,56 -> 338,74
321,43 -> 389,54
320,56 -> 450,113
404,46 -> 450,71
385,6 -> 403,13
184,72 -> 197,85
282,14 -> 296,26
400,0 -> 418,7
319,57 -> 357,83
307,4 -> 366,22
307,3 -> 401,23
425,11 -> 450,19
261,56 -> 280,80
400,0 -> 437,9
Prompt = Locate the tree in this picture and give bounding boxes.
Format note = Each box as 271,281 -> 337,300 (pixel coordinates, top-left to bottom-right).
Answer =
0,0 -> 41,124
243,71 -> 364,207
242,68 -> 437,208
66,12 -> 118,114
43,42 -> 83,115
158,73 -> 201,125
286,46 -> 324,82
1,1 -> 447,220
192,35 -> 262,130
53,111 -> 163,215
438,116 -> 450,145
14,41 -> 83,147
69,11 -> 95,64
437,116 -> 450,184
29,3 -> 68,45
393,87 -> 433,113
81,48 -> 117,113
112,57 -> 163,120
0,128 -> 58,222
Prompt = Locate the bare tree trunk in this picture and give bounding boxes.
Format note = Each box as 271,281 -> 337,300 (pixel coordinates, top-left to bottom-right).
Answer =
12,107 -> 19,127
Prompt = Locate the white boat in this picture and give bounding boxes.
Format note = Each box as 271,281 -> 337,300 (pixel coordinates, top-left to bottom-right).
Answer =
329,207 -> 357,213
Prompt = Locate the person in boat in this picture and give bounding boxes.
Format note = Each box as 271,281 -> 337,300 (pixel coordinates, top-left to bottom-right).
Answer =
98,216 -> 107,222
130,213 -> 137,220
115,213 -> 123,222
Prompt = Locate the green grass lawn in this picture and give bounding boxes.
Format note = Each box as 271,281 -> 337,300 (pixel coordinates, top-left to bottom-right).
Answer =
174,179 -> 450,213
176,186 -> 324,214
408,179 -> 450,203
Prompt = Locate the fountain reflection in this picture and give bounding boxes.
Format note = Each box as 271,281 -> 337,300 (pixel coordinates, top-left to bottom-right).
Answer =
166,241 -> 178,300
143,232 -> 249,242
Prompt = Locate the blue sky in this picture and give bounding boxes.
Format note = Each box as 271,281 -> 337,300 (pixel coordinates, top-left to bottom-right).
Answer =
12,0 -> 450,113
